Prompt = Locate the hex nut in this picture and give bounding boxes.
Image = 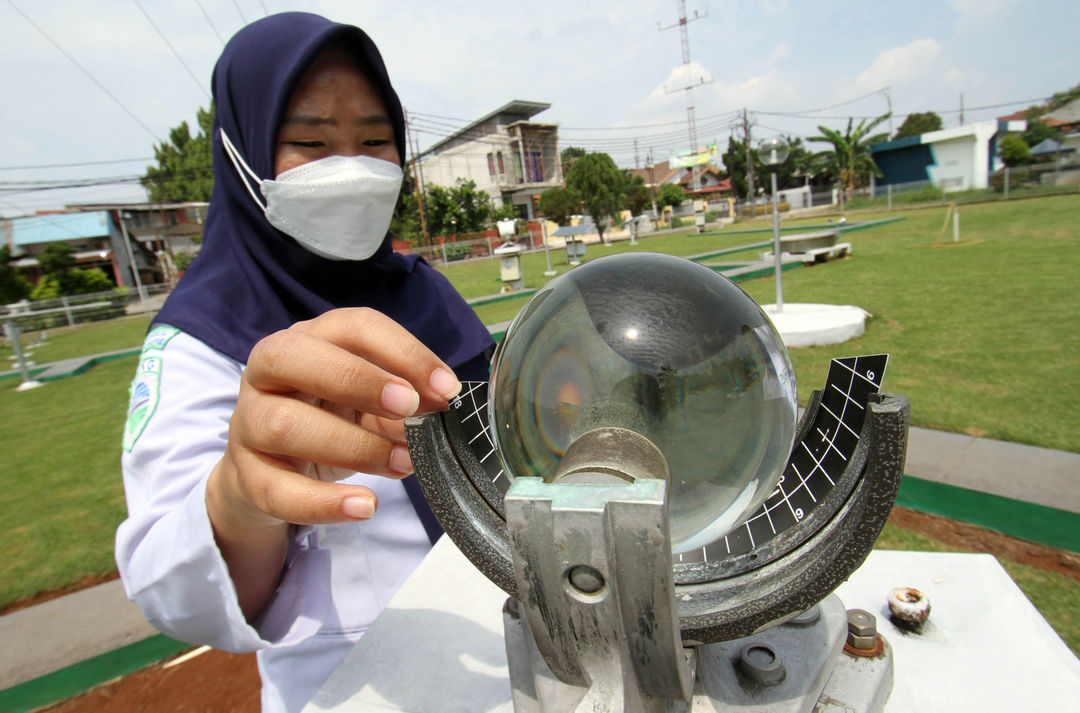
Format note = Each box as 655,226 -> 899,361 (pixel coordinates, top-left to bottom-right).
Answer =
847,609 -> 878,649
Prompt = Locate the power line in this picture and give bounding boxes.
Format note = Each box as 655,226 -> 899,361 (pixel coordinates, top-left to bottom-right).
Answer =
0,196 -> 95,237
755,88 -> 889,117
230,0 -> 246,24
4,0 -> 162,142
0,157 -> 154,171
193,0 -> 226,45
134,0 -> 211,100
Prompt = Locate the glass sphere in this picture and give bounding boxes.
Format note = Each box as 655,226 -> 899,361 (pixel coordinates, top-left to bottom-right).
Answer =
489,253 -> 798,553
758,136 -> 790,166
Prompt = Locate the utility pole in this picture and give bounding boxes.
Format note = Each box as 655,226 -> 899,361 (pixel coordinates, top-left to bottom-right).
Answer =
404,109 -> 430,247
634,138 -> 640,170
883,86 -> 893,136
646,150 -> 659,218
659,0 -> 710,193
959,92 -> 965,126
743,108 -> 756,213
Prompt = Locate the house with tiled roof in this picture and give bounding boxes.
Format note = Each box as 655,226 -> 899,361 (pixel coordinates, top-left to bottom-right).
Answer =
628,160 -> 732,199
416,100 -> 562,220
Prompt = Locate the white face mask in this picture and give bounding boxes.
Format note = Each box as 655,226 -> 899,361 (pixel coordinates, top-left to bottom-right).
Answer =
220,129 -> 403,261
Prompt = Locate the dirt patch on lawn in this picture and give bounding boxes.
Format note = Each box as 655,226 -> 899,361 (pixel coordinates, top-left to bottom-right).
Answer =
40,647 -> 261,713
887,506 -> 1080,581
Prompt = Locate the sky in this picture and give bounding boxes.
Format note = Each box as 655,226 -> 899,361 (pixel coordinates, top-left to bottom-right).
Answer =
1,0 -> 1077,217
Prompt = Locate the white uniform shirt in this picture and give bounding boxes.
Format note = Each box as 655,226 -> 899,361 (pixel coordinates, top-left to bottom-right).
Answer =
115,325 -> 432,712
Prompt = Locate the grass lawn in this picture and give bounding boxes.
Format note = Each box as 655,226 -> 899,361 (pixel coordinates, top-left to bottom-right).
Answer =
448,195 -> 1080,453
0,195 -> 1076,654
0,314 -> 152,366
0,357 -> 135,605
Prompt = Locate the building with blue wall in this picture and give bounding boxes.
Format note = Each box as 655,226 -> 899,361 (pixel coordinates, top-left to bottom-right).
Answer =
870,119 -> 1027,192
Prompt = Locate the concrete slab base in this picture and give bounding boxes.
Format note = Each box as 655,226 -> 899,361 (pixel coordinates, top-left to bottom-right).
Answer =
763,303 -> 870,347
304,540 -> 1080,713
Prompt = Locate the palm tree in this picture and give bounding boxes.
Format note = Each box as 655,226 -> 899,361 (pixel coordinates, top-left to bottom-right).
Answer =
808,113 -> 891,198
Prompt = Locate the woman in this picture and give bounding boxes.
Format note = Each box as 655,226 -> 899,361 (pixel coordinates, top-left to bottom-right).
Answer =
115,13 -> 493,712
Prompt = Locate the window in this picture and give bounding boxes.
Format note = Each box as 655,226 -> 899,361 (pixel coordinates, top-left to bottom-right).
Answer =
526,152 -> 543,182
497,152 -> 505,175
487,153 -> 495,176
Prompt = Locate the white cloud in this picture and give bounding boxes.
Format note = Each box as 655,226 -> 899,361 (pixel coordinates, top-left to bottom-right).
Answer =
765,42 -> 791,66
853,39 -> 942,93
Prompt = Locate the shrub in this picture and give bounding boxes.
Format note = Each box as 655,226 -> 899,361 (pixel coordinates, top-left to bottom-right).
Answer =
990,167 -> 1030,193
30,275 -> 61,301
174,252 -> 194,271
443,242 -> 472,262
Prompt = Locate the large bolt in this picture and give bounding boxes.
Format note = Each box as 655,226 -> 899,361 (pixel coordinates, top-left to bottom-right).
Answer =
788,604 -> 821,626
846,609 -> 878,650
737,643 -> 786,685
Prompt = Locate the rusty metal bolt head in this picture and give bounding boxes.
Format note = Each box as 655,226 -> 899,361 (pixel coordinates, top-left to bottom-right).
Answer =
847,609 -> 878,650
888,586 -> 930,632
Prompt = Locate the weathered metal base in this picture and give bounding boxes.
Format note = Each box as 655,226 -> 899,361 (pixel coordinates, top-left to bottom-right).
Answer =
505,594 -> 892,713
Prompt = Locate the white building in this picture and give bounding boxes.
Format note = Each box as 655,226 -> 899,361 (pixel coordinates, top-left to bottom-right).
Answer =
417,100 -> 562,219
870,119 -> 1027,192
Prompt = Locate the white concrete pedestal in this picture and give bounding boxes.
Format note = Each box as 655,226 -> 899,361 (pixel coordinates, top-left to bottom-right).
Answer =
304,540 -> 1080,713
763,303 -> 870,347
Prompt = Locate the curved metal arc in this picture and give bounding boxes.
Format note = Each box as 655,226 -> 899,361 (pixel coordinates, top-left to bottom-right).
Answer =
407,393 -> 909,646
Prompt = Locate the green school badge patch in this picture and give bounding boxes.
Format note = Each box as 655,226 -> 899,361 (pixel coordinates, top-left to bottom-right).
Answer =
123,326 -> 180,452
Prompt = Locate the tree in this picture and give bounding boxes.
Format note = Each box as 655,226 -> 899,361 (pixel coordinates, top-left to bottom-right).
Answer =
721,136 -> 763,199
565,152 -> 624,243
538,186 -> 580,225
389,189 -> 422,244
0,245 -> 32,303
808,113 -> 891,196
143,104 -> 215,202
623,174 -> 653,216
656,183 -> 685,210
560,146 -> 587,177
893,111 -> 943,139
31,243 -> 115,298
37,242 -> 75,278
1022,81 -> 1080,122
1021,120 -> 1062,148
422,179 -> 494,237
999,135 -> 1031,167
722,136 -> 811,198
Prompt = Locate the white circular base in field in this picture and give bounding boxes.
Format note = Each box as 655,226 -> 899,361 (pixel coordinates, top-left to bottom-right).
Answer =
762,303 -> 870,348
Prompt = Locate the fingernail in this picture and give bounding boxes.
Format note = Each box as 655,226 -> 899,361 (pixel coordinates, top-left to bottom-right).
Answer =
430,368 -> 461,400
343,496 -> 375,519
382,382 -> 420,417
389,444 -> 413,474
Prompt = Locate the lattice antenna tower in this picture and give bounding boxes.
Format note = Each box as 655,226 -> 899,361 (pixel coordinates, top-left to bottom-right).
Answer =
659,0 -> 711,189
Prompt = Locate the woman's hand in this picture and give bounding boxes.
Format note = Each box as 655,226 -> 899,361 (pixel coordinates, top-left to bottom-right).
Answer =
205,307 -> 461,619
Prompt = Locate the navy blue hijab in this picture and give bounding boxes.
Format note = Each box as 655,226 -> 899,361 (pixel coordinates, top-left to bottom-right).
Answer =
154,12 -> 493,380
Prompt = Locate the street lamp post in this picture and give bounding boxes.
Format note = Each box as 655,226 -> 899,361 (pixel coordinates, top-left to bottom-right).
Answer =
758,137 -> 790,312
541,219 -> 556,276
